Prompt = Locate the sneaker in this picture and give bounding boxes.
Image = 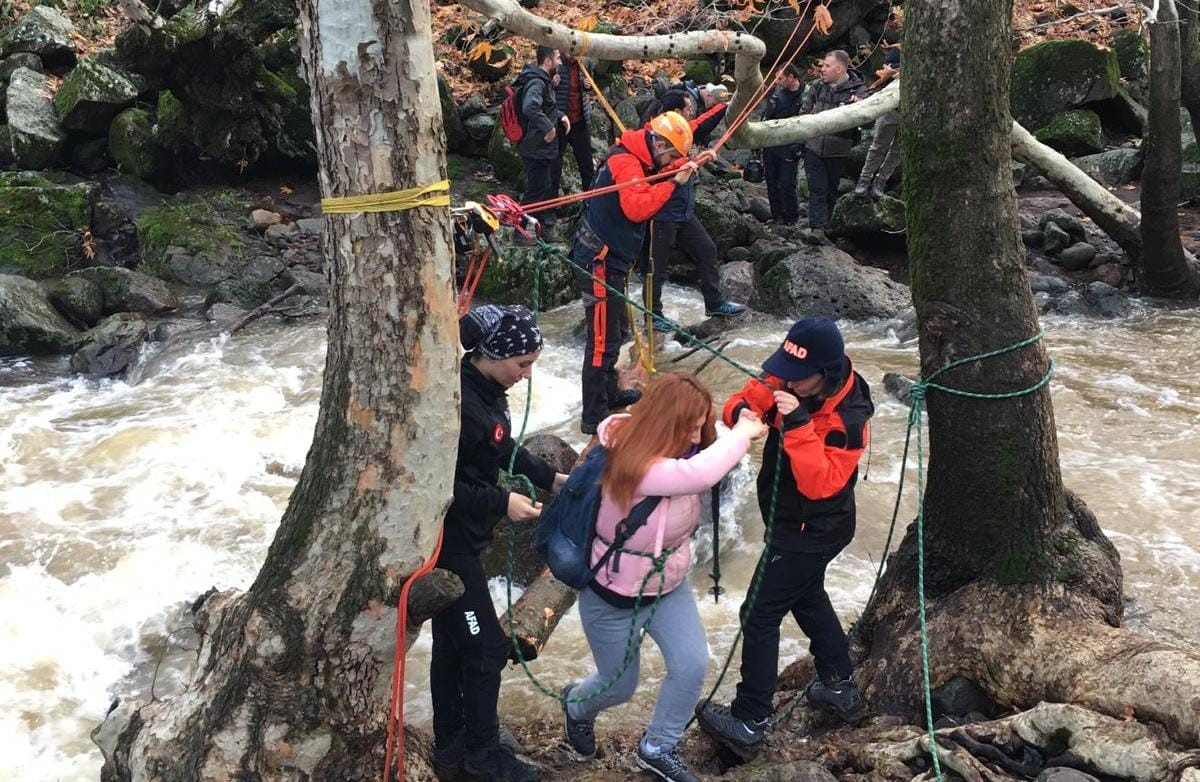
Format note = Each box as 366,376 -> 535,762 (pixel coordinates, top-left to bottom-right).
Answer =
432,731 -> 465,781
561,683 -> 596,759
636,739 -> 701,782
651,315 -> 674,334
806,676 -> 863,723
853,182 -> 869,196
463,744 -> 540,782
869,185 -> 887,200
512,231 -> 537,247
705,301 -> 747,318
609,388 -> 642,410
694,701 -> 769,761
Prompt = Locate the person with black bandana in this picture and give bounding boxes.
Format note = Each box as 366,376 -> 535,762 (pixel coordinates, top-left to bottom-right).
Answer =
431,304 -> 568,782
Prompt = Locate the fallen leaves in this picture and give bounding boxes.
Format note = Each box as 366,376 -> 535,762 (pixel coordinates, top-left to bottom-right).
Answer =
813,3 -> 833,35
468,41 -> 494,62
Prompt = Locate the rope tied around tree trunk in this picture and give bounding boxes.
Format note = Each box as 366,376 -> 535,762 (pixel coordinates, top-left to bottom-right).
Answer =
321,180 -> 451,213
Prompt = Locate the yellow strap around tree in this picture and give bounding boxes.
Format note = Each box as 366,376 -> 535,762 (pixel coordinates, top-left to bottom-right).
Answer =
320,180 -> 451,214
576,34 -> 626,134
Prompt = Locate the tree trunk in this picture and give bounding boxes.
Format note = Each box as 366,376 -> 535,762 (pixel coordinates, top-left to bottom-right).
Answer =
857,0 -> 1126,712
1181,0 -> 1200,143
1142,0 -> 1200,297
96,0 -> 460,778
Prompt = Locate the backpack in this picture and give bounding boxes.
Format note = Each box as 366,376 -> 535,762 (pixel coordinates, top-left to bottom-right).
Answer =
500,81 -> 527,143
534,445 -> 661,589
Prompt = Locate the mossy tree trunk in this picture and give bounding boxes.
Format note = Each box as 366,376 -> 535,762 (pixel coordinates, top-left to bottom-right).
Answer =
857,0 -> 1128,717
96,0 -> 461,778
1141,0 -> 1200,298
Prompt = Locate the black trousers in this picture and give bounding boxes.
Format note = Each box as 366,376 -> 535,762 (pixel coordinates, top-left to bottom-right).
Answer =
573,241 -> 627,432
430,550 -> 510,751
802,149 -> 846,229
763,147 -> 800,222
730,547 -> 853,722
642,218 -> 724,314
522,155 -> 557,226
555,120 -> 595,192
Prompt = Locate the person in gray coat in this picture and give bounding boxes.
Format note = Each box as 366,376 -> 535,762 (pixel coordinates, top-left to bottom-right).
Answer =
855,46 -> 902,199
798,50 -> 867,232
514,46 -> 568,235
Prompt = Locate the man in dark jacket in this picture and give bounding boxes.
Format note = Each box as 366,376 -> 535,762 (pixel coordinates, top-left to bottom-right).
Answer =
432,304 -> 567,782
799,51 -> 868,232
571,112 -> 700,434
696,317 -> 875,760
641,93 -> 746,328
554,54 -> 594,192
514,46 -> 568,234
761,64 -> 806,224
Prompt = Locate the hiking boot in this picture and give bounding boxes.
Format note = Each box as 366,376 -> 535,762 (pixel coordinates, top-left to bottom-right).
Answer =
512,231 -> 538,247
705,301 -> 747,318
432,731 -> 465,781
869,185 -> 887,200
609,388 -> 642,410
694,701 -> 769,761
561,683 -> 596,759
463,744 -> 540,782
853,181 -> 869,196
580,420 -> 598,436
651,314 -> 674,333
636,737 -> 701,782
806,676 -> 863,723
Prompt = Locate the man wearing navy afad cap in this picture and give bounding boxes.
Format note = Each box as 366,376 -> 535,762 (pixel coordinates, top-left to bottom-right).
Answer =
697,317 -> 875,760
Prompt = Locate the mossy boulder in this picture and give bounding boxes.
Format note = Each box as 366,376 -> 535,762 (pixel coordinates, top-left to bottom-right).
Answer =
1110,28 -> 1148,85
0,273 -> 80,355
0,126 -> 13,168
0,52 -> 44,83
683,60 -> 716,85
755,244 -> 910,320
0,6 -> 76,69
6,67 -> 67,168
1071,148 -> 1143,186
1182,163 -> 1200,201
487,121 -> 525,189
69,266 -> 180,314
135,194 -> 246,284
109,108 -> 163,179
53,57 -> 139,132
466,43 -> 516,82
0,172 -> 96,278
1010,40 -> 1121,130
829,193 -> 907,248
1034,109 -> 1105,157
439,74 -> 467,153
47,275 -> 104,326
70,312 -> 149,377
474,241 -> 579,310
695,188 -> 752,256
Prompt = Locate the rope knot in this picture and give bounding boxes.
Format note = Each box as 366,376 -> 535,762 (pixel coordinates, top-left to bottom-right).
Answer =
909,381 -> 927,405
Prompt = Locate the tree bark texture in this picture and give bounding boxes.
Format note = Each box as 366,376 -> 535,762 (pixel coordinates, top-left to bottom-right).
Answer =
1141,0 -> 1200,297
98,0 -> 460,779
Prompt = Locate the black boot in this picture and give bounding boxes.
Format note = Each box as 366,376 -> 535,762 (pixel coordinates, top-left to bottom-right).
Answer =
806,676 -> 863,723
693,701 -> 769,761
463,744 -> 540,782
432,730 -> 465,781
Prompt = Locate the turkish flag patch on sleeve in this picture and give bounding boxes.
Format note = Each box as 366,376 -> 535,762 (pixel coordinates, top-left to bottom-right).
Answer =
493,423 -> 505,443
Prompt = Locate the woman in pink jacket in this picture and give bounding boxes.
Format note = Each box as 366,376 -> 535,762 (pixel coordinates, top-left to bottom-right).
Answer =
561,372 -> 767,782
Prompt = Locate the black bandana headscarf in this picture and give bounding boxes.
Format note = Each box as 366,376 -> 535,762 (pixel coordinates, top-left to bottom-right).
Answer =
459,304 -> 543,360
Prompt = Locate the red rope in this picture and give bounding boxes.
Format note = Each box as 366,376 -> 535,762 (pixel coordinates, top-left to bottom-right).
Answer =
457,246 -> 492,317
382,524 -> 446,782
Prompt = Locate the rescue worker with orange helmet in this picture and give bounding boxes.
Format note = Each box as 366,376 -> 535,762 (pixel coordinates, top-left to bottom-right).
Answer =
571,111 -> 702,435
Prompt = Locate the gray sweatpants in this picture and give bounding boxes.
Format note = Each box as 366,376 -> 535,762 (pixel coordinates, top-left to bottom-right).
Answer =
567,584 -> 709,751
859,110 -> 902,188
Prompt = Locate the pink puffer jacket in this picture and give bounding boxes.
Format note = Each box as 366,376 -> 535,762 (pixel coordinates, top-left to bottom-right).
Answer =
589,414 -> 751,598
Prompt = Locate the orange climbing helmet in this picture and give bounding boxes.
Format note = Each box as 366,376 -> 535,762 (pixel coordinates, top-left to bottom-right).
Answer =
648,111 -> 694,157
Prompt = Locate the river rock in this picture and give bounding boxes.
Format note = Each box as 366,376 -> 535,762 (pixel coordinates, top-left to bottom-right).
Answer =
749,196 -> 773,223
6,67 -> 67,169
829,193 -> 906,248
1037,769 -> 1101,782
251,209 -> 282,229
70,312 -> 149,378
464,112 -> 496,145
0,172 -> 97,278
1028,271 -> 1070,295
1183,163 -> 1200,200
0,6 -> 76,69
695,188 -> 752,255
69,267 -> 180,315
1056,242 -> 1097,271
1039,208 -> 1088,242
1085,280 -> 1130,318
205,255 -> 287,308
883,372 -> 915,406
52,57 -> 139,132
71,137 -> 111,174
281,265 -> 329,299
47,276 -> 104,327
109,108 -> 163,179
487,122 -> 525,189
460,92 -> 487,118
1033,110 -> 1104,157
719,261 -> 756,305
206,302 -> 247,324
0,274 -> 80,355
0,52 -> 42,89
1071,148 -> 1143,186
755,244 -> 910,320
438,74 -> 467,153
475,240 -> 579,310
295,217 -> 324,236
1042,222 -> 1072,256
1110,28 -> 1148,86
1010,40 -> 1121,129
1090,262 -> 1123,288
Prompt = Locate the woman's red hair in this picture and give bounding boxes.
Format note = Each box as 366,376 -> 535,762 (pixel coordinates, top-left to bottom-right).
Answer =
601,372 -> 717,509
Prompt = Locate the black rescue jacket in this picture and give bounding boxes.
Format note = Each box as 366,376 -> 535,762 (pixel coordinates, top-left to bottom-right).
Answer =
443,361 -> 557,555
800,70 -> 868,158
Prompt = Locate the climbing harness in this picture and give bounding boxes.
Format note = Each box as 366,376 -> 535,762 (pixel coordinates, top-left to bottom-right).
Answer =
452,201 -> 503,316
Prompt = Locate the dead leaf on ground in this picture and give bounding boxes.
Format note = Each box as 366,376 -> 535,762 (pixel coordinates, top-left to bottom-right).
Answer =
814,3 -> 834,35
